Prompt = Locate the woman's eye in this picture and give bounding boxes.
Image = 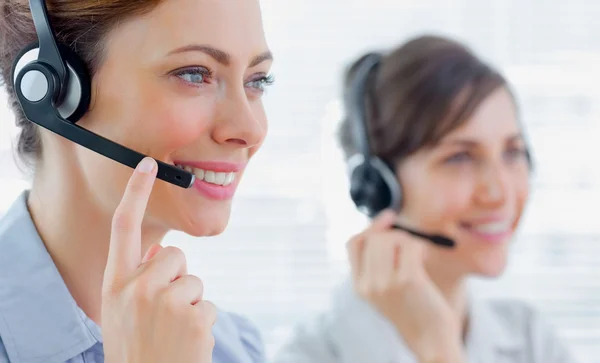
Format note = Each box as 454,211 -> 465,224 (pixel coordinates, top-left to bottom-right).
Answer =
504,147 -> 528,161
445,151 -> 472,164
172,67 -> 212,85
245,74 -> 275,92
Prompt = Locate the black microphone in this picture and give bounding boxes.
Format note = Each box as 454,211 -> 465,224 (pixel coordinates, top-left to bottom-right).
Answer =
392,223 -> 455,248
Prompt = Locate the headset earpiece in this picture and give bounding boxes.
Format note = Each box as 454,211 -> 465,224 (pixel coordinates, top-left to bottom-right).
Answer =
12,41 -> 91,122
344,53 -> 402,218
347,154 -> 400,218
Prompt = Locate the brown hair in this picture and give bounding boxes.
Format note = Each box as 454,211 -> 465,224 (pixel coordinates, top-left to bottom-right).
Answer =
0,0 -> 162,168
338,34 -> 513,167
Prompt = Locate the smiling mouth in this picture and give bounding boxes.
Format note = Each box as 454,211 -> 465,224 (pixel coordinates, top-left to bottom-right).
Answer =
174,164 -> 236,186
459,220 -> 514,243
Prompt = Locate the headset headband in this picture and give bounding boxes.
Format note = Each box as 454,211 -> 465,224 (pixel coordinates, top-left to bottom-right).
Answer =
29,0 -> 68,101
347,53 -> 382,158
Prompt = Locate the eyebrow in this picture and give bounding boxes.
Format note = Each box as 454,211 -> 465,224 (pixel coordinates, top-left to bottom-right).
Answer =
440,133 -> 524,147
167,44 -> 273,68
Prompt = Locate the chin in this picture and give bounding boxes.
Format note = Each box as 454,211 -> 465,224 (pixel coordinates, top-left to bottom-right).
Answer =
183,221 -> 228,237
454,228 -> 512,278
470,253 -> 508,278
173,202 -> 233,237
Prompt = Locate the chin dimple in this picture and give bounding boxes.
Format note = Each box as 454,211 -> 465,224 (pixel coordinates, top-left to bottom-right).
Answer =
174,164 -> 235,186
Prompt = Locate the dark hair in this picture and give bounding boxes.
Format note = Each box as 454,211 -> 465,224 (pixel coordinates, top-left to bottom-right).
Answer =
338,34 -> 514,167
0,0 -> 162,169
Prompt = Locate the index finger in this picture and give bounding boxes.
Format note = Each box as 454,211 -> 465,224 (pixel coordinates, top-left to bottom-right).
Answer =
365,209 -> 397,233
104,157 -> 158,288
394,231 -> 427,277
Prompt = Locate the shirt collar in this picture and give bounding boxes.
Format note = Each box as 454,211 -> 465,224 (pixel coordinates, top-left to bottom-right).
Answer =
0,191 -> 102,363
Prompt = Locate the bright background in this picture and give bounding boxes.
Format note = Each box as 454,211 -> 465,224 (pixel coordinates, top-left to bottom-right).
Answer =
1,0 -> 600,362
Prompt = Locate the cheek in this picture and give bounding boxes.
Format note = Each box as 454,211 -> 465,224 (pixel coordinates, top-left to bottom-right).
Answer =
90,72 -> 217,155
403,179 -> 474,229
144,97 -> 217,153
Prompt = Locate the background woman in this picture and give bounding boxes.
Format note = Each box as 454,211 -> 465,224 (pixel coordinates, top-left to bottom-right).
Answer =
273,34 -> 577,363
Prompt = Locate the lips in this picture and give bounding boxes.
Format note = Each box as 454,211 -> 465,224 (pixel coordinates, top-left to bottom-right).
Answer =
459,218 -> 514,243
175,164 -> 236,186
172,160 -> 246,201
460,220 -> 512,234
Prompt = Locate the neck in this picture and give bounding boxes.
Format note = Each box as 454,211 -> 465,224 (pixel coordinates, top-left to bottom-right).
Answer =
425,259 -> 470,340
27,161 -> 168,325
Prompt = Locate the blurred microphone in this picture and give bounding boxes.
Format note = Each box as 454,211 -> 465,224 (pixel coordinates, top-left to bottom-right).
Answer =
392,224 -> 455,248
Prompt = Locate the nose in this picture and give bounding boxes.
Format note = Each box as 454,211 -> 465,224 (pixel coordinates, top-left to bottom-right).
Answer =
211,90 -> 266,149
475,161 -> 510,207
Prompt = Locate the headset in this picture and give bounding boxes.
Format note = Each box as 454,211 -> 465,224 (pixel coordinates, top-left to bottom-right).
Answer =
345,53 -> 402,219
344,53 -> 455,248
10,0 -> 194,189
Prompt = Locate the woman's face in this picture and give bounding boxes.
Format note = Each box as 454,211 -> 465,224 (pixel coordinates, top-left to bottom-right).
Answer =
75,0 -> 272,236
397,87 -> 530,278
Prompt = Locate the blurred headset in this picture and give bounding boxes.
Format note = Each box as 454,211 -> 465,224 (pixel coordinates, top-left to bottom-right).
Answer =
345,53 -> 402,218
11,0 -> 194,188
343,53 -> 456,247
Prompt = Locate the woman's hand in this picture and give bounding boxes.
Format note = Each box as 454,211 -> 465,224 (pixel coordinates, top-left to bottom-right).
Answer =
347,210 -> 465,363
101,157 -> 216,363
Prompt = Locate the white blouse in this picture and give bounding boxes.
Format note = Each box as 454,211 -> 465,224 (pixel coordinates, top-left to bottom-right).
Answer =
273,279 -> 578,363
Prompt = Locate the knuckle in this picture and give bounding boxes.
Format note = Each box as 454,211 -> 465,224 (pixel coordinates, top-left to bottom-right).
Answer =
125,177 -> 147,196
189,275 -> 205,295
394,273 -> 416,290
190,310 -> 210,337
198,301 -> 217,324
102,277 -> 125,299
372,280 -> 390,297
356,279 -> 394,300
204,301 -> 217,321
130,278 -> 153,305
111,210 -> 133,232
163,246 -> 187,265
101,284 -> 118,302
160,290 -> 181,315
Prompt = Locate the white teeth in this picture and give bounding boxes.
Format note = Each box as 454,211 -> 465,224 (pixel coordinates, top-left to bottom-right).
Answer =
175,164 -> 235,186
214,172 -> 227,185
204,171 -> 215,183
469,221 -> 511,234
194,169 -> 205,180
224,172 -> 234,185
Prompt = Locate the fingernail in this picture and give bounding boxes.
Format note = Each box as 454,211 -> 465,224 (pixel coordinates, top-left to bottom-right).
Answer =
137,157 -> 155,174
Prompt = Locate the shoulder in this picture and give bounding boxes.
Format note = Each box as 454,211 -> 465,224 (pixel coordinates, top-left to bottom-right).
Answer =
272,279 -> 399,363
0,191 -> 33,250
480,298 -> 559,339
213,310 -> 266,363
470,298 -> 579,363
481,298 -> 541,329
